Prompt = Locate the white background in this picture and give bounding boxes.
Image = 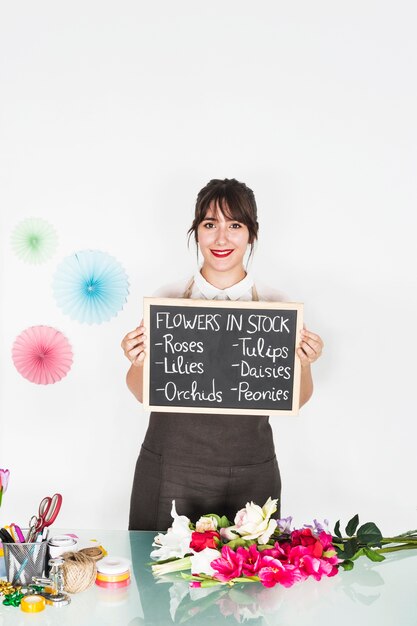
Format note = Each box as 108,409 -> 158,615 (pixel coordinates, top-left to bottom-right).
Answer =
1,0 -> 416,535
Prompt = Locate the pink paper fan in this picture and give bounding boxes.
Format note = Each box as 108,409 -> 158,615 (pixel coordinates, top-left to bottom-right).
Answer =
12,326 -> 73,385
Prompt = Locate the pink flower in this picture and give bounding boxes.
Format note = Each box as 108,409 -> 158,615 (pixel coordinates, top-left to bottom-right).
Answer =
288,532 -> 339,581
289,547 -> 336,580
258,557 -> 303,588
0,469 -> 10,507
259,541 -> 288,561
189,581 -> 202,588
0,469 -> 10,493
236,544 -> 263,576
211,545 -> 245,582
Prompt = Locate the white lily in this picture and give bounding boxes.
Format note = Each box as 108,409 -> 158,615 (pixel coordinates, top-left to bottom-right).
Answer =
190,547 -> 221,576
150,501 -> 193,560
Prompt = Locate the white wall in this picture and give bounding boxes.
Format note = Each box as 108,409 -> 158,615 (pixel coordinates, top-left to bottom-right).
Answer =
1,0 -> 416,536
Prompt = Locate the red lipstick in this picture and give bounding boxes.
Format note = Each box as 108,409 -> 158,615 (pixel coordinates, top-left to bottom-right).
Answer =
210,249 -> 233,258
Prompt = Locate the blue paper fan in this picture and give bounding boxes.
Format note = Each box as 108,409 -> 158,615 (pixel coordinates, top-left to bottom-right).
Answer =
53,250 -> 129,324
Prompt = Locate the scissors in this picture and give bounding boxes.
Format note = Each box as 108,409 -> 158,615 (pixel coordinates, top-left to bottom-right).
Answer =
26,493 -> 63,542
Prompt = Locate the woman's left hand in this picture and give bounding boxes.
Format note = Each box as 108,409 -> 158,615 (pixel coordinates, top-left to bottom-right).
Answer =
297,328 -> 323,367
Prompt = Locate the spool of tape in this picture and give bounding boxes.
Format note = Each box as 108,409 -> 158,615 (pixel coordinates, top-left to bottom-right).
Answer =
95,577 -> 130,589
96,556 -> 131,576
48,535 -> 78,558
20,595 -> 46,613
96,571 -> 130,583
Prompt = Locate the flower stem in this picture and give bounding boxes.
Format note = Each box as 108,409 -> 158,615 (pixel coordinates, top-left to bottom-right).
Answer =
152,556 -> 192,576
376,544 -> 417,554
380,537 -> 417,544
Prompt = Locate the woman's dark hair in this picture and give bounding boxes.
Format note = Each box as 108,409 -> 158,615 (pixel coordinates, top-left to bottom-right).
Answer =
187,178 -> 259,263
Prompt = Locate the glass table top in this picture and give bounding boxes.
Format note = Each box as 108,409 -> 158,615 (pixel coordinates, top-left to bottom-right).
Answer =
1,529 -> 416,625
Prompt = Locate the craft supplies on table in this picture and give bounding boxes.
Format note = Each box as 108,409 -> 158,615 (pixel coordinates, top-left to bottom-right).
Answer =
96,556 -> 131,589
3,539 -> 48,585
20,594 -> 46,613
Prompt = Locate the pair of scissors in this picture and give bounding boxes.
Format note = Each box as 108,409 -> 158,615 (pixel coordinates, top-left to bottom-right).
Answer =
26,493 -> 63,542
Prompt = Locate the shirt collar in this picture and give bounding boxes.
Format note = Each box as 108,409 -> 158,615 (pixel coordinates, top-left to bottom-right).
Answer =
194,270 -> 254,300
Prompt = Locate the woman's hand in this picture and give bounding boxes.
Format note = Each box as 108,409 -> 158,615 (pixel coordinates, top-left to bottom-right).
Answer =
297,328 -> 323,368
121,322 -> 147,367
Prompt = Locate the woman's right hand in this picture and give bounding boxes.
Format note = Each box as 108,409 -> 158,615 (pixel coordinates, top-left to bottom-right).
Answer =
121,322 -> 147,367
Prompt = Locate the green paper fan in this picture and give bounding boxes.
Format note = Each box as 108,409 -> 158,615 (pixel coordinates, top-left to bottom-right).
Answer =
11,217 -> 58,264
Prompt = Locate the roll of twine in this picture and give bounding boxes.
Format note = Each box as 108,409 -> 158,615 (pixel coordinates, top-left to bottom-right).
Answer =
62,551 -> 97,594
78,547 -> 104,561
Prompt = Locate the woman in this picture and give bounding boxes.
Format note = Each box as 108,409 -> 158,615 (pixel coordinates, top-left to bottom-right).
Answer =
121,178 -> 323,530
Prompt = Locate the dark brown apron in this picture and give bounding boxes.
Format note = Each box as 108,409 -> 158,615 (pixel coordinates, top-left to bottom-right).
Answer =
128,279 -> 281,530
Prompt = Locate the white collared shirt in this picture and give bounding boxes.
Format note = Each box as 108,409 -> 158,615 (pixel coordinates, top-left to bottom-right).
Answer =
193,270 -> 254,301
153,270 -> 287,302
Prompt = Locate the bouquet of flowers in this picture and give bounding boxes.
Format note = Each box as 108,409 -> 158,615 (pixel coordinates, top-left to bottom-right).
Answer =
151,498 -> 417,589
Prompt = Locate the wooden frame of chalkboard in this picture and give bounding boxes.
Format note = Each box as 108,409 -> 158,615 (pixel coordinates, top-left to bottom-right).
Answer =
143,297 -> 304,416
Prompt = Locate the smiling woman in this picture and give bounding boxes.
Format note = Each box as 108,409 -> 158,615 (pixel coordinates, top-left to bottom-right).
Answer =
188,179 -> 259,288
121,178 -> 324,531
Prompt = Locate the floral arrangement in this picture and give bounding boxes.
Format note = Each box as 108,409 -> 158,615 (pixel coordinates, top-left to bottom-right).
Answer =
151,498 -> 417,589
0,469 -> 10,508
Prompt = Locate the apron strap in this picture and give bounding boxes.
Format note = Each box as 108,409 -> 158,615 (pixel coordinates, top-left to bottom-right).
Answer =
182,277 -> 194,299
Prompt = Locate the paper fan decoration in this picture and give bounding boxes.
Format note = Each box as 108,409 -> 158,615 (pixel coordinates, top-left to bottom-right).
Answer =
12,326 -> 73,385
52,250 -> 129,324
11,217 -> 58,264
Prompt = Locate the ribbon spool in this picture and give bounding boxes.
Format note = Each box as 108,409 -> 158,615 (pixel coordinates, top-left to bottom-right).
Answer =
20,595 -> 46,613
96,571 -> 130,583
62,551 -> 97,594
95,557 -> 131,590
96,556 -> 130,576
95,577 -> 130,589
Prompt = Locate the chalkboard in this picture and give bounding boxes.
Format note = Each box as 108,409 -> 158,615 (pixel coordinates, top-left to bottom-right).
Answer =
143,298 -> 304,416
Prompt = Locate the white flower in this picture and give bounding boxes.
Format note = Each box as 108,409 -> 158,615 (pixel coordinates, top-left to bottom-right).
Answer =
219,526 -> 239,541
190,547 -> 220,576
195,516 -> 218,533
150,501 -> 193,560
226,497 -> 278,544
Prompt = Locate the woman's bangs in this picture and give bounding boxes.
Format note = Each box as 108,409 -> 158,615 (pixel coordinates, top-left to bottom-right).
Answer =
201,192 -> 248,225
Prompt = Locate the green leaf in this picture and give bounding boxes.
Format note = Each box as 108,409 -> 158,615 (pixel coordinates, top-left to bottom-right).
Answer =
340,559 -> 354,571
357,522 -> 383,547
200,579 -> 223,588
351,547 -> 365,560
345,514 -> 360,537
342,538 -> 359,560
363,546 -> 386,562
225,538 -> 250,550
334,520 -> 342,539
335,545 -> 345,559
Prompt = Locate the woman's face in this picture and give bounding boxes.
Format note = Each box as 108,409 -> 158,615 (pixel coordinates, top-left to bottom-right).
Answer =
196,203 -> 250,274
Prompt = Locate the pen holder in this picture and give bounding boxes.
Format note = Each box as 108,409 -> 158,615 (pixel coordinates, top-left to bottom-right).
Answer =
3,541 -> 48,585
